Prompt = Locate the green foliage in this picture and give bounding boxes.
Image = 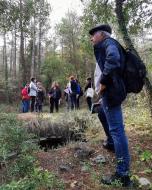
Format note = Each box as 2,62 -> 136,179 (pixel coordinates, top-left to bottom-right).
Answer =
0,78 -> 20,104
140,150 -> 152,162
82,0 -> 152,36
0,113 -> 65,189
0,113 -> 35,155
0,168 -> 65,190
41,54 -> 76,89
111,179 -> 123,187
82,0 -> 115,25
54,11 -> 90,82
123,0 -> 152,34
0,0 -> 51,94
0,0 -> 36,32
9,154 -> 36,178
143,168 -> 152,174
56,11 -> 81,65
0,113 -> 37,180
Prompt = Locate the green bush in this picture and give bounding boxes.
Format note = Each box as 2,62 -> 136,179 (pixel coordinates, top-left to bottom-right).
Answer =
41,55 -> 76,90
0,113 -> 35,156
140,150 -> 152,162
0,168 -> 65,190
0,114 -> 65,189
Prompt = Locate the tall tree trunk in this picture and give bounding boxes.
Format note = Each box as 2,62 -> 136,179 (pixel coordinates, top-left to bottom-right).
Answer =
38,0 -> 44,76
38,19 -> 42,76
115,0 -> 139,53
61,39 -> 64,61
2,40 -> 5,74
19,0 -> 26,86
10,32 -> 13,77
71,32 -> 78,76
31,16 -> 36,77
13,24 -> 17,79
3,32 -> 9,103
115,0 -> 152,115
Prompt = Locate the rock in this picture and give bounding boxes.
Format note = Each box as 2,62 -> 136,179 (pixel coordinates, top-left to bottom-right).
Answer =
74,143 -> 95,160
92,155 -> 106,164
70,180 -> 78,188
74,148 -> 94,159
81,166 -> 88,172
59,164 -> 71,172
138,177 -> 151,186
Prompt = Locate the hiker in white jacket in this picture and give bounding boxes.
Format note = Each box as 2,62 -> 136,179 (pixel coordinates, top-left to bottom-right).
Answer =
29,77 -> 37,112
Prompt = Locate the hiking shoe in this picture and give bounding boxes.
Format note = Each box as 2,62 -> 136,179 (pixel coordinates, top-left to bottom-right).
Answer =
101,172 -> 132,187
102,141 -> 115,153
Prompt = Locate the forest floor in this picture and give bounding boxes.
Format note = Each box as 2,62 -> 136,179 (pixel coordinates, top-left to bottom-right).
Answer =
16,103 -> 152,190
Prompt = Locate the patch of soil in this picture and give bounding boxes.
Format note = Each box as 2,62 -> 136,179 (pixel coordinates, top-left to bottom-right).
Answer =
37,143 -> 121,190
37,131 -> 152,190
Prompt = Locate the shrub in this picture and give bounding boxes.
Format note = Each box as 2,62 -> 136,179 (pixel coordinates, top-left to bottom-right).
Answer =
0,113 -> 65,189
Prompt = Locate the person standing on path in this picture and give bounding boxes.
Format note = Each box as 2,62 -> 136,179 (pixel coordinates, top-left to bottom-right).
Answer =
49,82 -> 62,113
89,24 -> 131,187
21,83 -> 30,113
69,76 -> 77,110
35,82 -> 45,112
29,77 -> 37,112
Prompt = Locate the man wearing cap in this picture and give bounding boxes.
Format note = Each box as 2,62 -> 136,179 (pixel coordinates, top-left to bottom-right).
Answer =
89,24 -> 131,187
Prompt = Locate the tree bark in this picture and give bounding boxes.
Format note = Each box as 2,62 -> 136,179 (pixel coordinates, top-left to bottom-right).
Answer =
31,16 -> 36,77
115,0 -> 138,54
38,18 -> 42,76
19,0 -> 26,86
10,32 -> 13,77
13,24 -> 17,79
115,0 -> 152,115
38,0 -> 44,76
3,32 -> 9,103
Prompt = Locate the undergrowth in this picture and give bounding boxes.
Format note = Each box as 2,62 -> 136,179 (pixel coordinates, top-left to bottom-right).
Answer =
0,113 -> 65,190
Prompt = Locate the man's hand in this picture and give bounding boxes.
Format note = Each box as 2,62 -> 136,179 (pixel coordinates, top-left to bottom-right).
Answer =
100,84 -> 106,95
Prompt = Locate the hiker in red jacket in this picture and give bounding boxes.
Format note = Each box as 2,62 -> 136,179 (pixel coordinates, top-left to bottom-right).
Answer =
21,83 -> 30,113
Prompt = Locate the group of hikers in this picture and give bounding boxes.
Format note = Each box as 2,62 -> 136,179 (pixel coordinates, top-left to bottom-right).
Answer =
21,76 -> 95,113
21,23 -> 145,187
21,78 -> 45,113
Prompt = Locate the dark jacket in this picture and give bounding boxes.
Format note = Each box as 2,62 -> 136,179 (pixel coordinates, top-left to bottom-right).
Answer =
36,88 -> 44,105
94,37 -> 126,107
70,80 -> 78,94
49,87 -> 62,100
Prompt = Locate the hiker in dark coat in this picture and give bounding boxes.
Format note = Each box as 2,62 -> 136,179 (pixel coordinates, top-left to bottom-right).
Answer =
35,82 -> 45,112
75,79 -> 83,109
69,76 -> 77,110
48,82 -> 62,113
89,24 -> 130,187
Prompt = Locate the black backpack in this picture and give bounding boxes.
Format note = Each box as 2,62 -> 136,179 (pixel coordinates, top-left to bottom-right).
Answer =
110,38 -> 147,93
123,50 -> 147,93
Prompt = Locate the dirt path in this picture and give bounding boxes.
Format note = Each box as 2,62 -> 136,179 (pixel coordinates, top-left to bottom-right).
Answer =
17,112 -> 51,121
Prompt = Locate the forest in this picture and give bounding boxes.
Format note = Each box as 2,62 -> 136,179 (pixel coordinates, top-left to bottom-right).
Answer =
0,0 -> 152,189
